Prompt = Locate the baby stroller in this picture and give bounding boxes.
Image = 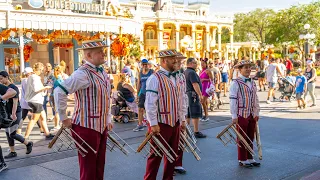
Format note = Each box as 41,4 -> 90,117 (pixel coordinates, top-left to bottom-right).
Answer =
278,77 -> 296,102
111,91 -> 137,123
209,91 -> 223,111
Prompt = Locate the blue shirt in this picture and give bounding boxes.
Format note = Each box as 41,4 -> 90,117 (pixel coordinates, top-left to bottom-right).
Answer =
139,69 -> 154,96
295,75 -> 307,93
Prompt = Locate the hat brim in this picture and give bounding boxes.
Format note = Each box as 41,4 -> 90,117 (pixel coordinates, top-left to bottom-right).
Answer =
76,45 -> 108,50
234,62 -> 255,68
157,55 -> 187,59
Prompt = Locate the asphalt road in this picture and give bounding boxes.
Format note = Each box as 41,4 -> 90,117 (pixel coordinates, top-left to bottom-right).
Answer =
0,85 -> 319,180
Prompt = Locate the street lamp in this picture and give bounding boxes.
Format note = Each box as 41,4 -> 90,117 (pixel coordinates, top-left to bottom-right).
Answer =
299,24 -> 316,60
8,30 -> 33,76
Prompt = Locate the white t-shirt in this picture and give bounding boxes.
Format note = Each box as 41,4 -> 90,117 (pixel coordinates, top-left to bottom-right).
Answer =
278,63 -> 286,76
220,63 -> 229,73
25,74 -> 45,104
266,63 -> 278,83
20,78 -> 30,109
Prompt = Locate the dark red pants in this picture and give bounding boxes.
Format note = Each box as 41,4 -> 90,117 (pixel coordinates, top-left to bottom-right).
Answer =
176,147 -> 183,167
144,122 -> 180,180
72,124 -> 108,180
237,115 -> 256,161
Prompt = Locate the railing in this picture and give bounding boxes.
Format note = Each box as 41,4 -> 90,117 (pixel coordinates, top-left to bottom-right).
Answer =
188,0 -> 210,5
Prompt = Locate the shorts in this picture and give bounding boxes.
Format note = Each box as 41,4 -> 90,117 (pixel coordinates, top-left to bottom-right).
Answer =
186,92 -> 203,119
268,82 -> 276,89
27,102 -> 44,114
287,69 -> 291,75
221,72 -> 228,83
257,72 -> 265,78
296,92 -> 304,100
138,94 -> 146,109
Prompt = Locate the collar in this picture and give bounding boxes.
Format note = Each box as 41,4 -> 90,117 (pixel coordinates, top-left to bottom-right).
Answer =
159,67 -> 171,76
239,74 -> 251,81
187,67 -> 195,70
84,61 -> 104,73
84,61 -> 97,68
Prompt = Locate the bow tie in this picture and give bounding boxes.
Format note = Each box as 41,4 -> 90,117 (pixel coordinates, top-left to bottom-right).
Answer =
169,71 -> 178,78
245,78 -> 251,83
96,66 -> 104,73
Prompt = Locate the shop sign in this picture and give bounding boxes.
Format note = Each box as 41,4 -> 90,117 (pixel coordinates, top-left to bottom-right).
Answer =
29,0 -> 106,13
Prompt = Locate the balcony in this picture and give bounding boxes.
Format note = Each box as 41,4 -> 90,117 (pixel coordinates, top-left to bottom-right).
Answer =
188,0 -> 210,5
172,0 -> 184,4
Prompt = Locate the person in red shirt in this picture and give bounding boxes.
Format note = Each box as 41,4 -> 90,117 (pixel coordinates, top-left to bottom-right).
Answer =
285,56 -> 293,75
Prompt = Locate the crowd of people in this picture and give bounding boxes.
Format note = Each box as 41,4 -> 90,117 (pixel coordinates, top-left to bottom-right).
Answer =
0,61 -> 71,172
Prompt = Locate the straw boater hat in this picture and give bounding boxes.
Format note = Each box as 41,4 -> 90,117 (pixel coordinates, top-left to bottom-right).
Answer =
77,39 -> 108,50
157,49 -> 186,59
234,60 -> 255,68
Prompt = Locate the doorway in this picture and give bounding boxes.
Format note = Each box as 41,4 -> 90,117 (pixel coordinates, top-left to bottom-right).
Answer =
53,47 -> 74,75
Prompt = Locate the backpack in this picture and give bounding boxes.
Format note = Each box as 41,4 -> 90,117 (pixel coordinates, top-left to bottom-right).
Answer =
0,100 -> 12,129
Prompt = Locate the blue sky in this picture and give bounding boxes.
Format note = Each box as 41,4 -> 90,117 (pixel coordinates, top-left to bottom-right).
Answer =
119,0 -> 314,14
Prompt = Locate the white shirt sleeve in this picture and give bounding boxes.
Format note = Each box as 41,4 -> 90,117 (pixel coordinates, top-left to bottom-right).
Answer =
145,75 -> 159,126
253,84 -> 260,118
229,80 -> 239,119
180,75 -> 188,122
54,70 -> 90,121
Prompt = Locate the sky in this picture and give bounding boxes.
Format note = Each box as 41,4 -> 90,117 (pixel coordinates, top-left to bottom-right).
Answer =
119,0 -> 314,15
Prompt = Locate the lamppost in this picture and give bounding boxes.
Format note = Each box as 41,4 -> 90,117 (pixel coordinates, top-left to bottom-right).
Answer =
8,30 -> 33,75
299,24 -> 316,60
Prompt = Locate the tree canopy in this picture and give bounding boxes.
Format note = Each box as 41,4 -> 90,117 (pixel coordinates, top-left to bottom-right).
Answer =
233,1 -> 320,48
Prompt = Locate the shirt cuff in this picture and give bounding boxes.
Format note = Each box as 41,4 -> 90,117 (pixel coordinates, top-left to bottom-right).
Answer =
231,114 -> 238,119
107,113 -> 112,124
254,111 -> 259,118
149,119 -> 158,126
59,110 -> 68,122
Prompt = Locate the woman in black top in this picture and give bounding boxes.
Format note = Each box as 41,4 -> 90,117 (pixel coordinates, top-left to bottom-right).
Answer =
0,71 -> 33,159
304,61 -> 317,107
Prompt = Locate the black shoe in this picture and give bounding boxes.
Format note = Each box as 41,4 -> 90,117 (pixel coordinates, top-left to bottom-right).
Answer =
310,104 -> 317,107
0,162 -> 8,172
45,134 -> 55,140
251,162 -> 261,167
239,162 -> 253,168
174,168 -> 187,174
194,132 -> 207,138
259,89 -> 262,92
26,142 -> 33,154
4,152 -> 17,159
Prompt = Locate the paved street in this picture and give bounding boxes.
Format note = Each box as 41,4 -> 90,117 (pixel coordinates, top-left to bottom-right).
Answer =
0,81 -> 320,180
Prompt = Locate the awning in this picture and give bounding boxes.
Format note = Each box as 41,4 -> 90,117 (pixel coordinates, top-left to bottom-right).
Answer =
0,10 -> 141,35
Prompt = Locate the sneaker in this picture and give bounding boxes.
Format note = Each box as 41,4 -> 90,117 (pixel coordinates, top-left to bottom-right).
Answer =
302,104 -> 306,109
296,106 -> 301,110
45,134 -> 55,140
310,104 -> 317,107
266,100 -> 271,104
133,125 -> 144,132
26,142 -> 33,154
4,152 -> 17,159
0,162 -> 8,172
194,132 -> 207,138
273,97 -> 278,102
200,117 -> 209,122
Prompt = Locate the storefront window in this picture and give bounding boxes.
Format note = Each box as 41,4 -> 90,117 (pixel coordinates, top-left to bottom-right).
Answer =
3,40 -> 20,83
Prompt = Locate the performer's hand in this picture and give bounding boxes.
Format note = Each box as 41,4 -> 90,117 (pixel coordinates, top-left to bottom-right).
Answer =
232,118 -> 238,124
254,116 -> 259,122
151,125 -> 160,135
62,118 -> 72,128
181,121 -> 187,132
107,123 -> 113,131
11,113 -> 17,121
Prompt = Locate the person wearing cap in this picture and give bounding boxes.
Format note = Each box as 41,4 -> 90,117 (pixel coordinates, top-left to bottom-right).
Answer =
24,63 -> 54,140
0,71 -> 33,159
134,59 -> 154,132
229,60 -> 261,168
144,49 -> 187,180
54,39 -> 113,180
148,60 -> 158,71
304,60 -> 317,107
295,68 -> 307,110
122,60 -> 135,87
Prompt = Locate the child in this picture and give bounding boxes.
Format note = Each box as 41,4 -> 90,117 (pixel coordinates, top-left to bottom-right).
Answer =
295,68 -> 307,110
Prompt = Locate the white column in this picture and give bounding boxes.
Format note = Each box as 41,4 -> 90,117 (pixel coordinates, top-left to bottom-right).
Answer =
249,49 -> 252,60
140,25 -> 144,52
217,26 -> 222,59
235,47 -> 239,60
175,24 -> 180,51
18,31 -> 24,74
230,29 -> 234,59
212,29 -> 216,47
106,32 -> 111,66
206,25 -> 210,52
253,50 -> 256,62
192,24 -> 196,52
158,22 -> 164,50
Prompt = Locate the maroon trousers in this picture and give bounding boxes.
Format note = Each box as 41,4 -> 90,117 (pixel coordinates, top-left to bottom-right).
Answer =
237,115 -> 256,161
176,146 -> 183,167
72,124 -> 108,180
144,122 -> 180,180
